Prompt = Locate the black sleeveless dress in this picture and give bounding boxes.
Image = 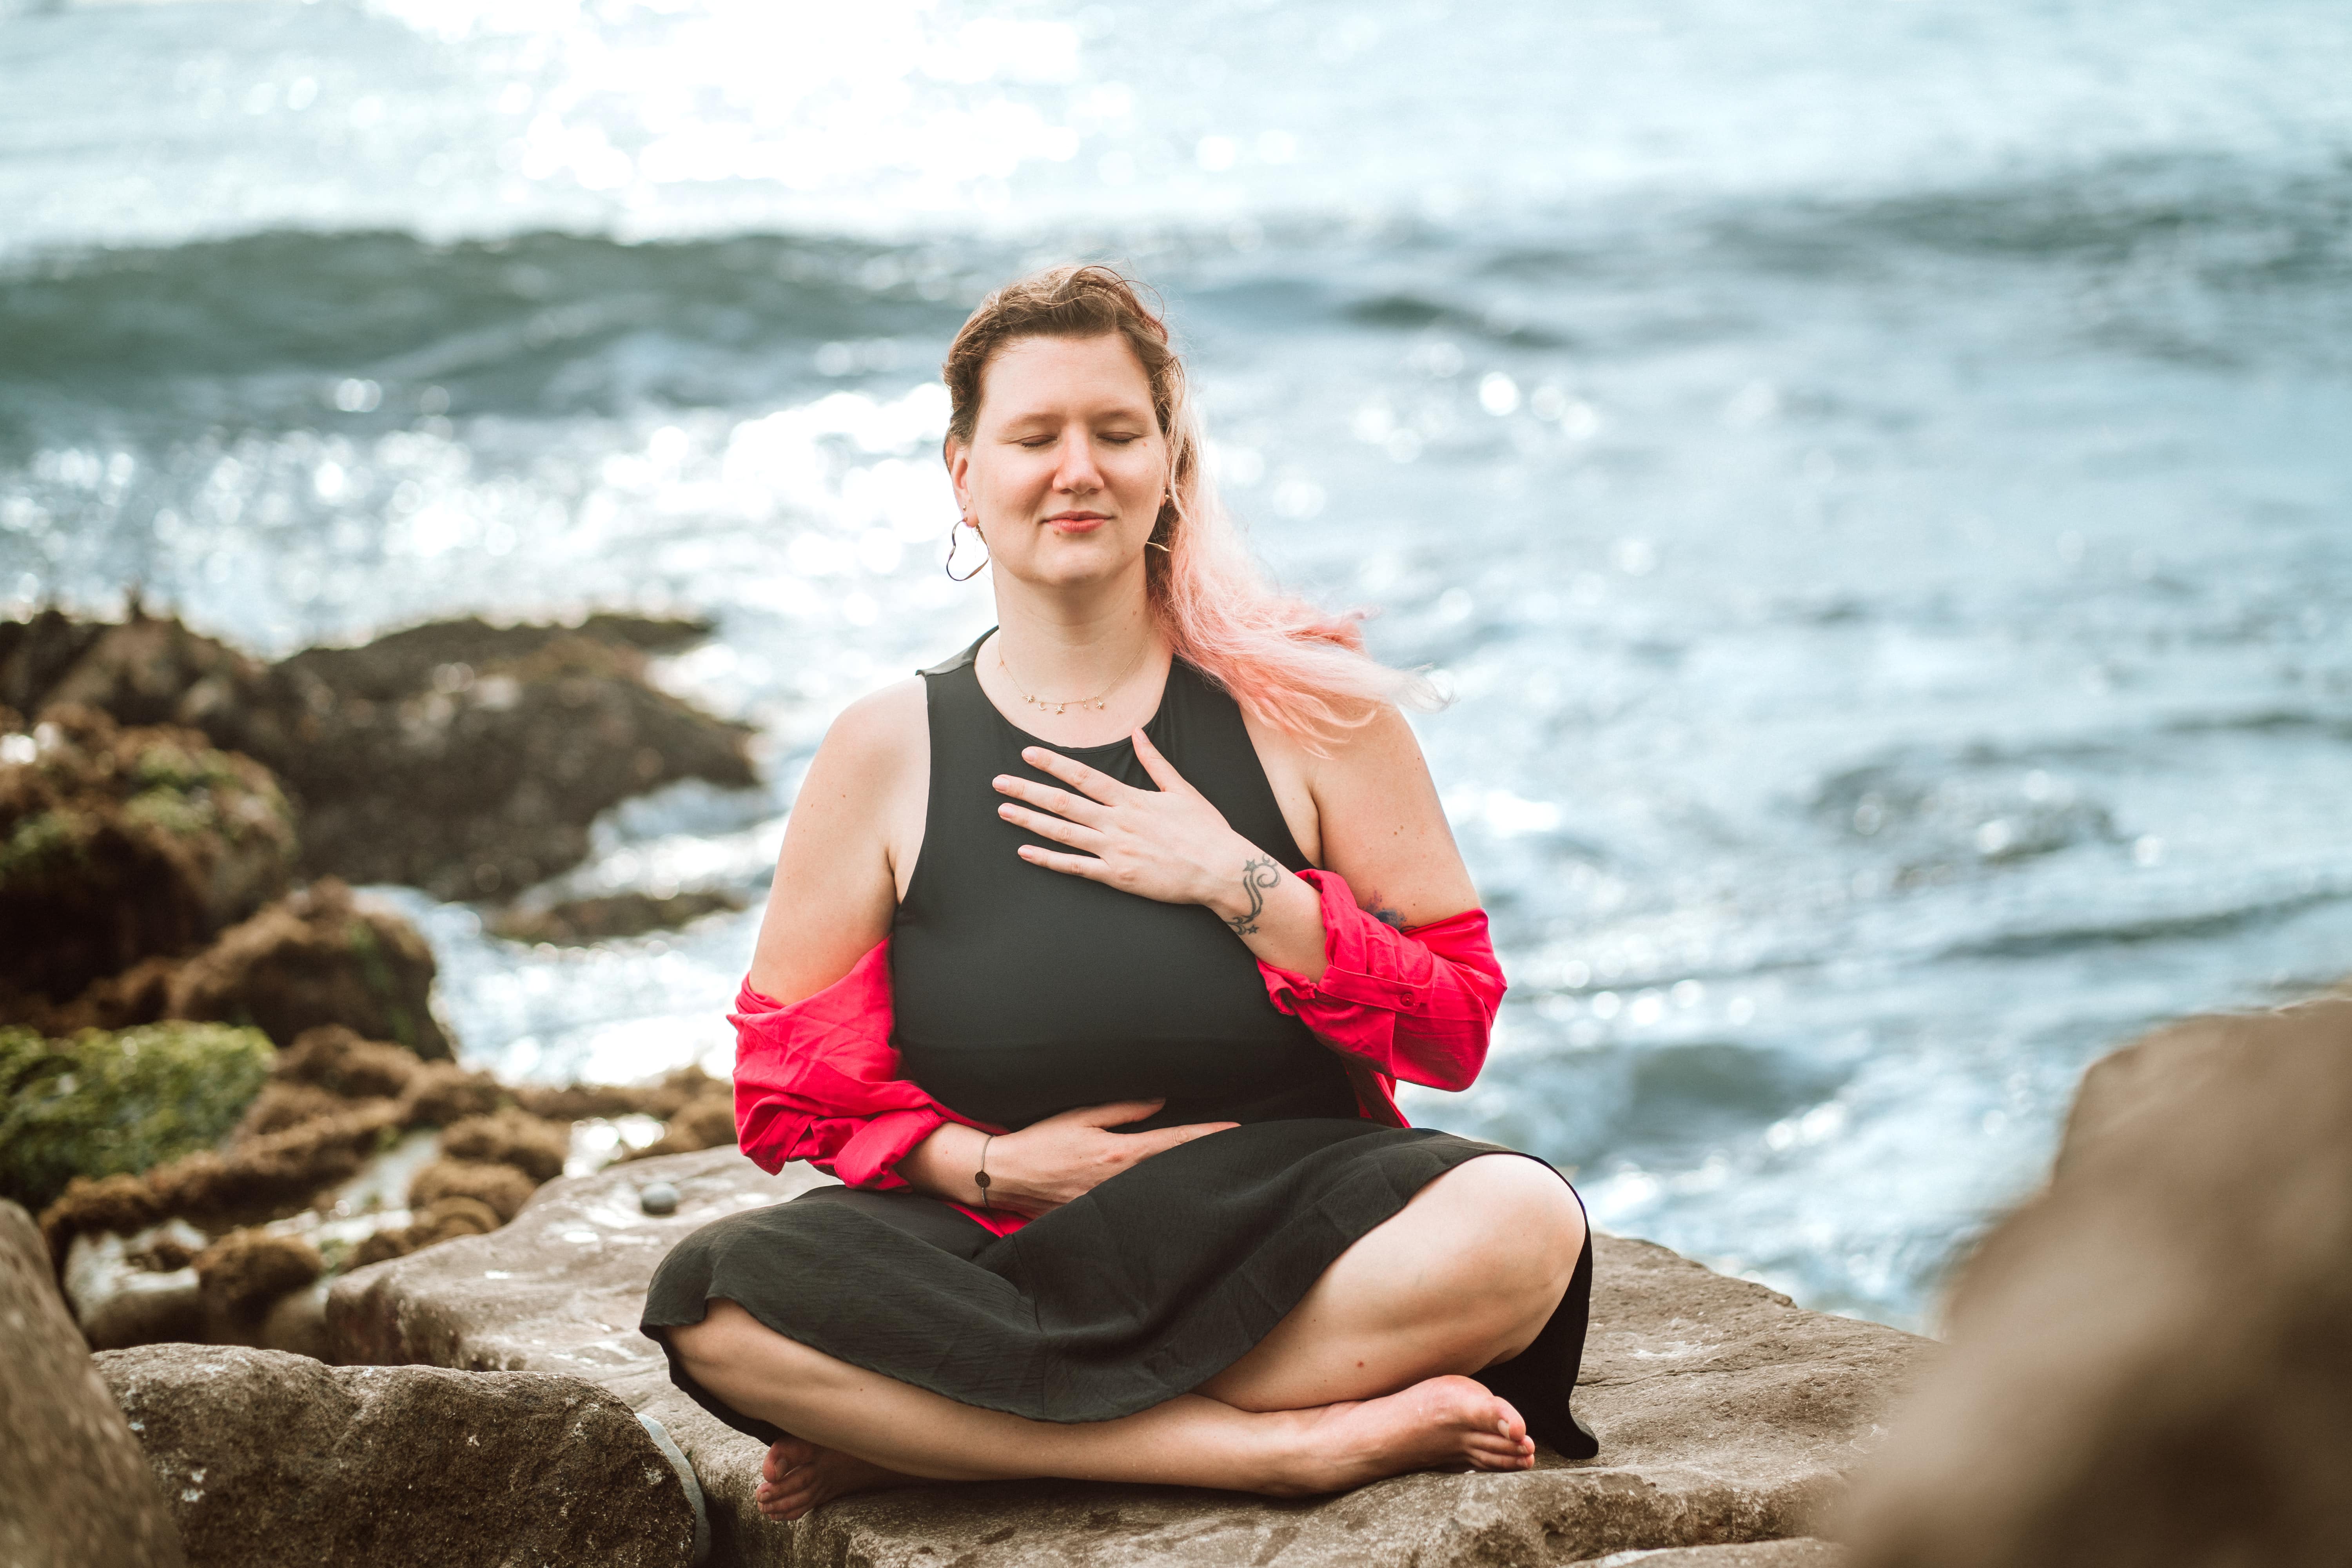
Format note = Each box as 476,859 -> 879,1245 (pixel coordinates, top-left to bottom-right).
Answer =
639,635 -> 1597,1458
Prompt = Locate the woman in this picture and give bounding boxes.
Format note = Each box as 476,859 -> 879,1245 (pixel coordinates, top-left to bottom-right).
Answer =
642,265 -> 1595,1521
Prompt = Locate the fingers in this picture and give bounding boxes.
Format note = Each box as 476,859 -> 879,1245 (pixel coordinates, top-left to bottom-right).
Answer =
1057,1099 -> 1167,1129
997,800 -> 1103,849
1161,1119 -> 1240,1146
1127,728 -> 1194,794
1019,746 -> 1132,805
1016,844 -> 1112,881
1126,1121 -> 1239,1157
993,772 -> 1109,825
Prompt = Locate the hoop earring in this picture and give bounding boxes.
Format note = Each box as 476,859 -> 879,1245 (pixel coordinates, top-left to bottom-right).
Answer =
945,520 -> 990,582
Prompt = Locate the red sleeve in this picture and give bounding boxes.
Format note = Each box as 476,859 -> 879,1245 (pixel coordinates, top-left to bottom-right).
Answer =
1257,869 -> 1505,1104
730,939 -> 1001,1191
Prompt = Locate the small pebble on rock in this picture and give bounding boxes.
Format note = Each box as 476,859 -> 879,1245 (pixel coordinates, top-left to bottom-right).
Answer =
638,1181 -> 679,1217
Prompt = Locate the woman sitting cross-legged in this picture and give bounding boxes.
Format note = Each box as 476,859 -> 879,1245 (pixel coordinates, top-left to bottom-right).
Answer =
641,264 -> 1596,1521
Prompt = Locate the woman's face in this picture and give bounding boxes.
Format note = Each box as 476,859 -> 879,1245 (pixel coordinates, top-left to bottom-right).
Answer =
946,332 -> 1169,592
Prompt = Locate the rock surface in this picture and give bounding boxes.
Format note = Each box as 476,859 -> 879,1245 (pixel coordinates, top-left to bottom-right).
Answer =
1,608 -> 755,901
1837,995 -> 2352,1568
1567,1543 -> 1845,1568
165,878 -> 452,1056
0,704 -> 294,1016
97,1343 -> 701,1568
489,888 -> 747,945
330,1148 -> 1929,1568
1,1022 -> 275,1214
0,1199 -> 185,1568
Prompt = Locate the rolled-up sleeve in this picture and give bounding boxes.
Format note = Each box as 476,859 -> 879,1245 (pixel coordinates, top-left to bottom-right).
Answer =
1257,868 -> 1506,1096
730,940 -> 989,1189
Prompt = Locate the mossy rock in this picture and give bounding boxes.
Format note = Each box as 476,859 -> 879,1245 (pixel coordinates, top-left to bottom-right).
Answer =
0,705 -> 296,1005
0,1022 -> 275,1214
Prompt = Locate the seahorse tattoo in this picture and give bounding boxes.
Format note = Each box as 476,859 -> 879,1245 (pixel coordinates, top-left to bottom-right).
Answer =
1226,855 -> 1282,936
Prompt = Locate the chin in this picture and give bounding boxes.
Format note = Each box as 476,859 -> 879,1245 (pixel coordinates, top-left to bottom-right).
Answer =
1018,540 -> 1136,588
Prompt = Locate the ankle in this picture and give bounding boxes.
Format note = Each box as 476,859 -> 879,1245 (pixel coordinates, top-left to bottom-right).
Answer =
1250,1409 -> 1339,1497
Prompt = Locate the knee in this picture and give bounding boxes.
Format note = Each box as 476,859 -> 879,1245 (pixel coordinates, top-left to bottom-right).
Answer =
668,1299 -> 757,1377
1432,1157 -> 1585,1293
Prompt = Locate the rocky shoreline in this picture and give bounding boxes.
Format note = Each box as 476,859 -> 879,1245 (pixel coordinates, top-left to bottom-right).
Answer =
332,1146 -> 1931,1567
6,606 -> 2345,1567
4,608 -> 754,1360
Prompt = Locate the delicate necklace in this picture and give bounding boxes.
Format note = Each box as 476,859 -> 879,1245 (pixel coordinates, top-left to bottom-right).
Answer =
997,637 -> 1148,717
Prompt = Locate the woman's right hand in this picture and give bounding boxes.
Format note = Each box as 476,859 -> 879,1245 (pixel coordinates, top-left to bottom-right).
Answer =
980,1100 -> 1235,1218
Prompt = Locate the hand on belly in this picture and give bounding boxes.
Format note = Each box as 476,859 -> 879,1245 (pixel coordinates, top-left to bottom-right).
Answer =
985,1098 -> 1236,1217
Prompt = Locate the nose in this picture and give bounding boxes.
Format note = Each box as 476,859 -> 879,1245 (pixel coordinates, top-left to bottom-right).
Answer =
1052,430 -> 1104,495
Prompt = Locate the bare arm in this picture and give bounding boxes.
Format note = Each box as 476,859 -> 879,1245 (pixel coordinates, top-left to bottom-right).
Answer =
744,680 -> 924,1006
1301,703 -> 1482,935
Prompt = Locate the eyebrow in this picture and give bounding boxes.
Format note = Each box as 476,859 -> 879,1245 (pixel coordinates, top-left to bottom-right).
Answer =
994,404 -> 1154,430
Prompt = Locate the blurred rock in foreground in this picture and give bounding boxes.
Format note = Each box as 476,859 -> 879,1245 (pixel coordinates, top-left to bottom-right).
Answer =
1838,995 -> 2352,1568
330,1147 -> 1930,1567
0,1199 -> 185,1568
98,1344 -> 701,1568
0,606 -> 755,901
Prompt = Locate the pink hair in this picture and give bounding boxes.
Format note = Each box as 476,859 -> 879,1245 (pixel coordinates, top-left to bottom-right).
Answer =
942,265 -> 1436,751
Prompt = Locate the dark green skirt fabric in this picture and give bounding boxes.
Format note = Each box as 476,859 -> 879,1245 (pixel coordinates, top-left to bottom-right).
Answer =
639,1118 -> 1597,1457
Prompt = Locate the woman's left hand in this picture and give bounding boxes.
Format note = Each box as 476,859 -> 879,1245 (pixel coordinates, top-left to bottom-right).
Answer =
993,733 -> 1261,911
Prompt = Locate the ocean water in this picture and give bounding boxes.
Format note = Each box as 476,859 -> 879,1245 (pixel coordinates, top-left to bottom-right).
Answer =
6,0 -> 2351,1329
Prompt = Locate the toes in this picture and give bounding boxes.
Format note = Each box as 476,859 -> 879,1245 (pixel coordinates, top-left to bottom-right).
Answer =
1464,1436 -> 1534,1472
763,1437 -> 818,1484
757,1481 -> 820,1520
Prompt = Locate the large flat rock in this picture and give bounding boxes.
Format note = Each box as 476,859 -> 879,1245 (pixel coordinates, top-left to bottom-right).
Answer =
98,1343 -> 701,1568
329,1149 -> 1929,1568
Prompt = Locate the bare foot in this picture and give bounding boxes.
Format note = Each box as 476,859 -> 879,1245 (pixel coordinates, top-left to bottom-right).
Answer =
1271,1375 -> 1536,1495
754,1434 -> 924,1521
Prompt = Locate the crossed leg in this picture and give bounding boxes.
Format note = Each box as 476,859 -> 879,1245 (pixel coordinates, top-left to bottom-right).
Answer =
666,1154 -> 1586,1519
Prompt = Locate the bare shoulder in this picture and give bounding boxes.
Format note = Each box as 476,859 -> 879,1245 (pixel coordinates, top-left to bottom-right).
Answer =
791,674 -> 928,881
746,677 -> 926,1002
1305,702 -> 1479,928
817,675 -> 927,777
1314,701 -> 1433,783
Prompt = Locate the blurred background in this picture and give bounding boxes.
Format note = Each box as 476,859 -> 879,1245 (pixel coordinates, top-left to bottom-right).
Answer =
4,0 -> 2350,1330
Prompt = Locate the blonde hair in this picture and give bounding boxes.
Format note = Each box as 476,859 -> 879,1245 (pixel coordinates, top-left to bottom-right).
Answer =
942,264 -> 1435,750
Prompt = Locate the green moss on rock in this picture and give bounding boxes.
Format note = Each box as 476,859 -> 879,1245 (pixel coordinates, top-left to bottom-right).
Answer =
0,1022 -> 276,1214
0,705 -> 297,1007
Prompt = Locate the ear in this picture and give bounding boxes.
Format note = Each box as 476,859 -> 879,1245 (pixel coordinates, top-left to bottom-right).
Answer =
943,436 -> 972,515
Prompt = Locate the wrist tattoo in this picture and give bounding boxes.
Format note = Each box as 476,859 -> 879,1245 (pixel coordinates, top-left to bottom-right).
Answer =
1226,856 -> 1281,936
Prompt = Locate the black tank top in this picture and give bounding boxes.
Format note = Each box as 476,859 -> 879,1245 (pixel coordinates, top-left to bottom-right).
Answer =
890,632 -> 1360,1132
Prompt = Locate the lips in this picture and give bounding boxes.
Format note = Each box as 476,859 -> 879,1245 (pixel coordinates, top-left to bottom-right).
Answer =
1046,513 -> 1107,534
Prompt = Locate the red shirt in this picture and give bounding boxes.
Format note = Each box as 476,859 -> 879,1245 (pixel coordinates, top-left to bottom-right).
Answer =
731,868 -> 1507,1238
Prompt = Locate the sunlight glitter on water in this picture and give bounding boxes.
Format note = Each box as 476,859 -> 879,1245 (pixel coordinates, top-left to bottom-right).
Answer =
7,0 -> 2352,1330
